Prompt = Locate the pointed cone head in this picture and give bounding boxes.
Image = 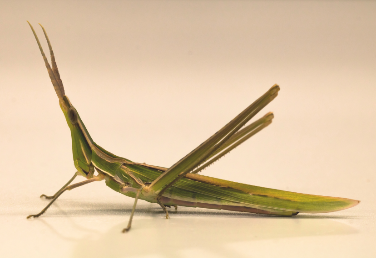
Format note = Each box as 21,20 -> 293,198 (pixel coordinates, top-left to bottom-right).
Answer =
28,22 -> 94,178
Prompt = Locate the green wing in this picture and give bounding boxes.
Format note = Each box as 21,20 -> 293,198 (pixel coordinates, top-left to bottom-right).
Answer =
184,173 -> 359,213
125,164 -> 359,214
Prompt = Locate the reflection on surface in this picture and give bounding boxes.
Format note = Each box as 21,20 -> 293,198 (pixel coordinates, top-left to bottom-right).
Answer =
37,202 -> 357,258
35,203 -> 102,241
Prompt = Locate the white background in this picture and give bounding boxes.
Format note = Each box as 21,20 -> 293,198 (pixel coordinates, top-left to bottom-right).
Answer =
1,1 -> 375,257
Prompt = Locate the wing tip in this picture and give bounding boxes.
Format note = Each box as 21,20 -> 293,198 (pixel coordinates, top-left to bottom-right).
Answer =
346,198 -> 360,209
310,198 -> 360,214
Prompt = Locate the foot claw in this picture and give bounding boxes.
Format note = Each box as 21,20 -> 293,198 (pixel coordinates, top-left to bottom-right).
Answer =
122,227 -> 130,233
27,215 -> 36,219
40,194 -> 54,199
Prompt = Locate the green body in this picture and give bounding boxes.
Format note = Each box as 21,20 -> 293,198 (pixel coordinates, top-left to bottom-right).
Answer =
92,141 -> 358,216
72,103 -> 358,215
28,22 -> 359,220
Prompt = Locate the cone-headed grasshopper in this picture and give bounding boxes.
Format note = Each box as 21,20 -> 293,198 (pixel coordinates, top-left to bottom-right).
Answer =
27,22 -> 359,232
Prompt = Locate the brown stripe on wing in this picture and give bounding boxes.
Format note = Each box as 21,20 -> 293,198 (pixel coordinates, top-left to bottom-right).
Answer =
159,196 -> 298,216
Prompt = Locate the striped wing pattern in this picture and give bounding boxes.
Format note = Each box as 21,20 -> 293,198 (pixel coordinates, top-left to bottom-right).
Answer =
126,164 -> 359,214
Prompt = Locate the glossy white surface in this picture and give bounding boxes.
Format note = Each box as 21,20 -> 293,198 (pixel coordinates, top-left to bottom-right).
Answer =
2,196 -> 376,258
1,1 -> 375,257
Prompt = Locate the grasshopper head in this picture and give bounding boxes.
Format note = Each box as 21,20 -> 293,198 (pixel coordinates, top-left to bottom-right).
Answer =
28,22 -> 95,178
59,96 -> 95,178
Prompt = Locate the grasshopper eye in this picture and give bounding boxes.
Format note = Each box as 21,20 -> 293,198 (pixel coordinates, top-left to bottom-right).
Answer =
68,107 -> 78,124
